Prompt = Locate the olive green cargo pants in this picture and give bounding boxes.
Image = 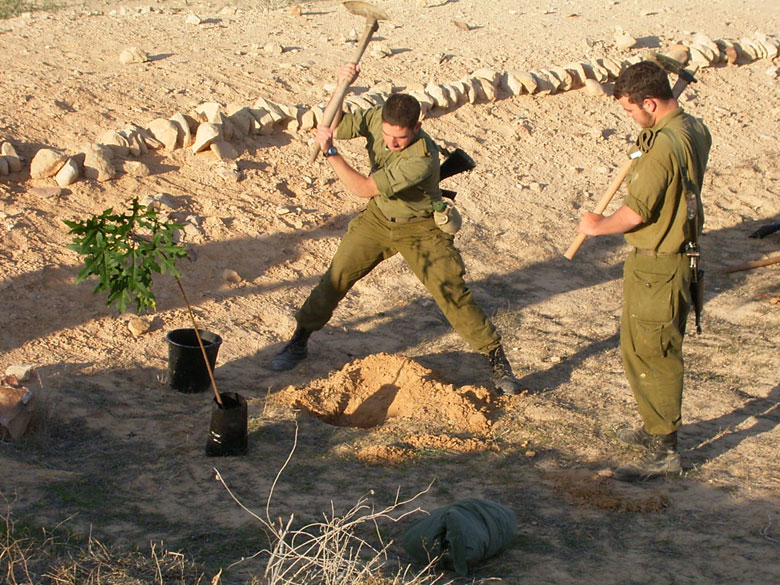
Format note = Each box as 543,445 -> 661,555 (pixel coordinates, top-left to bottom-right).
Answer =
620,250 -> 692,435
296,199 -> 501,353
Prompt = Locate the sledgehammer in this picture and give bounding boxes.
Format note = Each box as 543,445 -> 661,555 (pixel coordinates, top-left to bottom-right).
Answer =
308,1 -> 390,163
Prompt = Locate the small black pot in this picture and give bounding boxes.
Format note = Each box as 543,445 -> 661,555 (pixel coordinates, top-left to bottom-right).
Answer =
205,392 -> 248,457
166,329 -> 222,393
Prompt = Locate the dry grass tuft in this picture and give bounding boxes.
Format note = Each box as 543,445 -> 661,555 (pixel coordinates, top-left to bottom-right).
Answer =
1,497 -> 204,585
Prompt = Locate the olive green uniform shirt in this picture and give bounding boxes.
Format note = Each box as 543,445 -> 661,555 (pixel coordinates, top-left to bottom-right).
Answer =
623,108 -> 711,252
335,106 -> 443,220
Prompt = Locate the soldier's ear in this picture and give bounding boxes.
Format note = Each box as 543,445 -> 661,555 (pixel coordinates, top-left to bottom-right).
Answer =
642,98 -> 658,113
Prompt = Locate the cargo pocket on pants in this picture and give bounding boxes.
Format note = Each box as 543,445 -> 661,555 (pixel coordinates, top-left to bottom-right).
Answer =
626,266 -> 678,358
630,268 -> 675,322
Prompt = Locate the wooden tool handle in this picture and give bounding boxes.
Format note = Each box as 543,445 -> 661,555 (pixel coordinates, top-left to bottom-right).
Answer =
563,157 -> 633,260
309,20 -> 379,163
308,80 -> 350,163
720,255 -> 780,274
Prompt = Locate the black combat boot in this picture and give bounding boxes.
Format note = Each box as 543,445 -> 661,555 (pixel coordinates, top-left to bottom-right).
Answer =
487,346 -> 522,396
270,326 -> 312,372
616,425 -> 654,449
613,431 -> 682,482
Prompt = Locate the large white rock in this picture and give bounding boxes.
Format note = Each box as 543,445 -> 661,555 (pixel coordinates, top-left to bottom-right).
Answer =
514,71 -> 539,94
30,148 -> 68,179
615,31 -> 637,50
226,105 -> 254,139
119,47 -> 149,65
169,112 -> 193,148
584,79 -> 607,97
99,130 -> 130,157
5,364 -> 35,382
193,102 -> 222,124
82,142 -> 116,182
424,83 -> 450,109
120,126 -> 148,156
472,76 -> 496,101
253,97 -> 289,123
0,157 -> 8,176
55,157 -> 80,186
147,118 -> 180,150
299,108 -> 318,131
549,67 -> 575,91
129,124 -> 163,150
472,68 -> 500,86
1,142 -> 22,172
249,107 -> 276,134
192,123 -> 221,153
115,159 -> 151,177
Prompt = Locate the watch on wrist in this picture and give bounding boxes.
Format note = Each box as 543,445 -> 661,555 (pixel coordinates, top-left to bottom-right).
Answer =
324,145 -> 338,158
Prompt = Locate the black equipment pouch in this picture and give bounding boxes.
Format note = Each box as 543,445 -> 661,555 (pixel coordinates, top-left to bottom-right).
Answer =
688,264 -> 704,335
684,189 -> 704,335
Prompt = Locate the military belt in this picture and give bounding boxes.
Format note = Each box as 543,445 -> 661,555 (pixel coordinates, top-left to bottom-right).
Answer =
385,213 -> 432,224
633,247 -> 683,257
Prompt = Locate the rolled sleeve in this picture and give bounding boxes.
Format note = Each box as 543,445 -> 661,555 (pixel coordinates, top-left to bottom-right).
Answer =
335,108 -> 377,140
625,154 -> 672,222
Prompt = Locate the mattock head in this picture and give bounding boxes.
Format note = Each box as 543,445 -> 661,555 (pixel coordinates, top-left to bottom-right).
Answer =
343,1 -> 390,23
645,51 -> 698,83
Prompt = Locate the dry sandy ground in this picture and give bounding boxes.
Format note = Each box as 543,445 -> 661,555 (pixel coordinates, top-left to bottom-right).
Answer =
1,1 -> 779,583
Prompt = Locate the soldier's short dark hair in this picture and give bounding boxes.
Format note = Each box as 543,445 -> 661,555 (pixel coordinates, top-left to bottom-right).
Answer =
382,94 -> 421,129
613,61 -> 674,104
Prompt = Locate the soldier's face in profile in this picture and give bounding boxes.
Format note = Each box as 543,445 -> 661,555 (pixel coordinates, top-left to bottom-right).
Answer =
618,96 -> 656,129
381,122 -> 421,151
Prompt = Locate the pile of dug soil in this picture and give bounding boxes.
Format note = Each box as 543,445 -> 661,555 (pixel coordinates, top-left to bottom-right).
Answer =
272,353 -> 504,463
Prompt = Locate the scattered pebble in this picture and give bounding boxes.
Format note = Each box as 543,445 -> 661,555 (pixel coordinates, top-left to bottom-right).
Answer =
119,47 -> 149,65
128,317 -> 151,337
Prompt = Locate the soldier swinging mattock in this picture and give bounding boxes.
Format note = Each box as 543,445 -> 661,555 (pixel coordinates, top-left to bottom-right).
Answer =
571,60 -> 712,482
268,2 -> 523,395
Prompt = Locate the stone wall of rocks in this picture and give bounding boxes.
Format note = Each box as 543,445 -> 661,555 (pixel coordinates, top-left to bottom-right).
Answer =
8,31 -> 779,188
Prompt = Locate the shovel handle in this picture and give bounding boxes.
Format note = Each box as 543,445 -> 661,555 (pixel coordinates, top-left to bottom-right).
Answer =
563,157 -> 633,260
309,19 -> 379,163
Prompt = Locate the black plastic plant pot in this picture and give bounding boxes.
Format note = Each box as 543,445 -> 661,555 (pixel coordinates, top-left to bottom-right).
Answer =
205,392 -> 248,457
166,329 -> 222,393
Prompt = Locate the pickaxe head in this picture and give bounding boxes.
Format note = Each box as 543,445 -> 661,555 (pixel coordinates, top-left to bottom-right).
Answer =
343,1 -> 390,24
645,51 -> 698,84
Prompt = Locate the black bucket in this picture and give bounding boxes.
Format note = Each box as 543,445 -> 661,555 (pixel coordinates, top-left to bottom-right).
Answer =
206,392 -> 248,457
166,329 -> 222,393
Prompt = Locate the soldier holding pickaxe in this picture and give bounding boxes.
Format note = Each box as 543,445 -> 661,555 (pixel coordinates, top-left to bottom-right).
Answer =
573,61 -> 711,481
268,2 -> 522,395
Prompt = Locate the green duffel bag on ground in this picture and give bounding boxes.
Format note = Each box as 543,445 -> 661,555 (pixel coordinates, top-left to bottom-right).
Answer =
400,497 -> 517,576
